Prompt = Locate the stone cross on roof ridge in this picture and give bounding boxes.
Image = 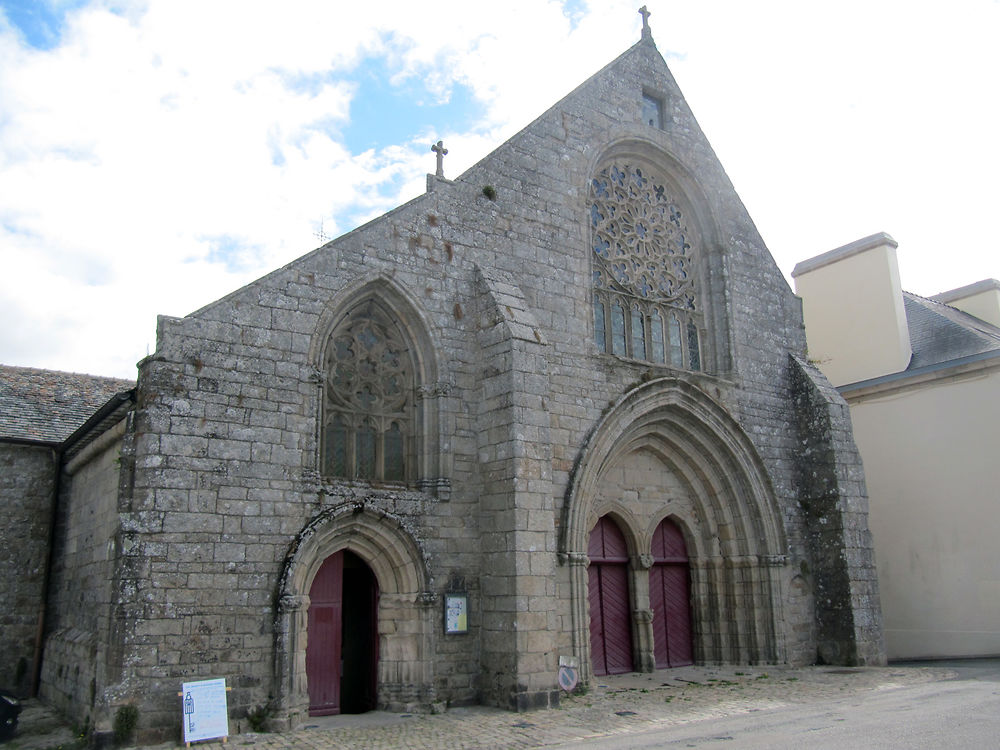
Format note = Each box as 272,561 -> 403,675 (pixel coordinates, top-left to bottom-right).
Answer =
639,5 -> 652,40
432,140 -> 448,178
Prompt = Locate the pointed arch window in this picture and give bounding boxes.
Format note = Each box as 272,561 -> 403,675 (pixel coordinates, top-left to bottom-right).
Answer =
591,163 -> 703,371
322,299 -> 416,483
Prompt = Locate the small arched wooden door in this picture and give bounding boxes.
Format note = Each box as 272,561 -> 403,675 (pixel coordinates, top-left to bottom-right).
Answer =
649,518 -> 693,668
588,515 -> 634,675
306,550 -> 379,715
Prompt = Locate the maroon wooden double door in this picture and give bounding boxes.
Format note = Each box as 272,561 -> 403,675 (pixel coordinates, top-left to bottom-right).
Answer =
306,550 -> 379,715
588,516 -> 693,675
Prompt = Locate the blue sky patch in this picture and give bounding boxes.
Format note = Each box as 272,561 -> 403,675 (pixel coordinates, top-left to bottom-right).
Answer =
341,57 -> 482,155
202,234 -> 262,273
561,0 -> 588,30
0,0 -> 87,49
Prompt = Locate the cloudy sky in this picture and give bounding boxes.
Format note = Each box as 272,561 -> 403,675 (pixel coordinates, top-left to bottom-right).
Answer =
1,0 -> 997,379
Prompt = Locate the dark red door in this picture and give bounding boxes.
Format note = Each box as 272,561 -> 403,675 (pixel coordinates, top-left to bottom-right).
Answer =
307,551 -> 344,715
307,551 -> 379,716
649,518 -> 693,668
588,516 -> 634,675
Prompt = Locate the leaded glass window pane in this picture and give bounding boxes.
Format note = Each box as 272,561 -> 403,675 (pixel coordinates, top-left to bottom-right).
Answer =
384,422 -> 404,482
611,303 -> 627,357
669,315 -> 683,367
325,415 -> 347,477
631,306 -> 646,360
650,311 -> 665,363
594,297 -> 607,351
687,320 -> 701,372
356,421 -> 376,479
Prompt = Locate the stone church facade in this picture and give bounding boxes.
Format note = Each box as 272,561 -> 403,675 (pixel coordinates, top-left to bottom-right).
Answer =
1,20 -> 884,744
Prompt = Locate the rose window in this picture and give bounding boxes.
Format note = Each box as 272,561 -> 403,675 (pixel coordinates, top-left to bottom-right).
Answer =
591,164 -> 702,370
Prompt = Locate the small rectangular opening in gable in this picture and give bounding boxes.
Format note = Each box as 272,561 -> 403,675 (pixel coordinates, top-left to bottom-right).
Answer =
642,90 -> 664,129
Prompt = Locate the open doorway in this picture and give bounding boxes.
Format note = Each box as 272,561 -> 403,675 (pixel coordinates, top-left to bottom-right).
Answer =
306,550 -> 379,715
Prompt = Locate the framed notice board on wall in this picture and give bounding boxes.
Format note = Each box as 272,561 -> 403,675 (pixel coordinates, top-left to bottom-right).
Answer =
444,592 -> 468,634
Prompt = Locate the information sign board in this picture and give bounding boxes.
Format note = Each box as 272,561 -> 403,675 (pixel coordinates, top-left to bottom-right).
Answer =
444,592 -> 468,634
180,678 -> 229,745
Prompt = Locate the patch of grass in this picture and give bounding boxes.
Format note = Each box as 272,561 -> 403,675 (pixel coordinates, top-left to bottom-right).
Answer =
246,704 -> 271,733
113,704 -> 139,746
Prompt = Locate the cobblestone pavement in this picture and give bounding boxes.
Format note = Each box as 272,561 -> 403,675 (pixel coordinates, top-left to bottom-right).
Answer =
6,664 -> 955,750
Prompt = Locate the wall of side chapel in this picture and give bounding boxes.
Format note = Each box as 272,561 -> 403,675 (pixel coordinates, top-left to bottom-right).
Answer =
40,430 -> 124,729
0,443 -> 57,696
117,206 -> 493,740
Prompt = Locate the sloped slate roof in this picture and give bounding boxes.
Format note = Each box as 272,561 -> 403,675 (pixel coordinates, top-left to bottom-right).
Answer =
903,292 -> 1000,371
0,364 -> 134,443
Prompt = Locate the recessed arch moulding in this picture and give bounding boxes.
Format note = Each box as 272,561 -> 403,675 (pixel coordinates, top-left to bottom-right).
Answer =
560,377 -> 791,682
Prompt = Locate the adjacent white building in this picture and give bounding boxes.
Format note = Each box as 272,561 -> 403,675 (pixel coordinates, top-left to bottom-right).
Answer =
794,233 -> 1000,659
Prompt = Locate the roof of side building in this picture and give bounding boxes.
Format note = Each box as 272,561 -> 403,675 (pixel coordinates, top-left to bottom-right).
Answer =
902,292 -> 1000,371
0,364 -> 135,444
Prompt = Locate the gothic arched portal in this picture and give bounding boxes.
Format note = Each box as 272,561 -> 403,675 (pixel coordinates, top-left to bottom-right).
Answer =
562,378 -> 787,683
273,505 -> 435,726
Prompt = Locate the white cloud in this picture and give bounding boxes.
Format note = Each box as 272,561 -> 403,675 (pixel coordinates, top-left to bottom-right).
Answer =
0,0 -> 997,378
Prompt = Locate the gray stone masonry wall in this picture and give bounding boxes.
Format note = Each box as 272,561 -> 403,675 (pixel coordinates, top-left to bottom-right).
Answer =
789,355 -> 886,666
0,443 -> 56,696
448,38 -> 849,662
64,34 -> 885,743
40,426 -> 125,729
473,265 -> 559,710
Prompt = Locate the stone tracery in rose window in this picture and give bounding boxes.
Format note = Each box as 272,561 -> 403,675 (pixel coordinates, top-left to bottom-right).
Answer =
591,164 -> 702,370
591,164 -> 696,309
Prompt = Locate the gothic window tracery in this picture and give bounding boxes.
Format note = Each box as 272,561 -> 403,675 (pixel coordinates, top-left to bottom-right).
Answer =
591,163 -> 702,370
322,299 -> 415,483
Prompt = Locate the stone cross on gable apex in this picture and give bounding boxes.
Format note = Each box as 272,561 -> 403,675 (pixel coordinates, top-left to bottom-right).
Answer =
639,5 -> 652,40
432,140 -> 448,178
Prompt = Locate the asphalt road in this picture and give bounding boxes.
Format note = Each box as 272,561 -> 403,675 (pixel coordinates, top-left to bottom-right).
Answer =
552,660 -> 1000,749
